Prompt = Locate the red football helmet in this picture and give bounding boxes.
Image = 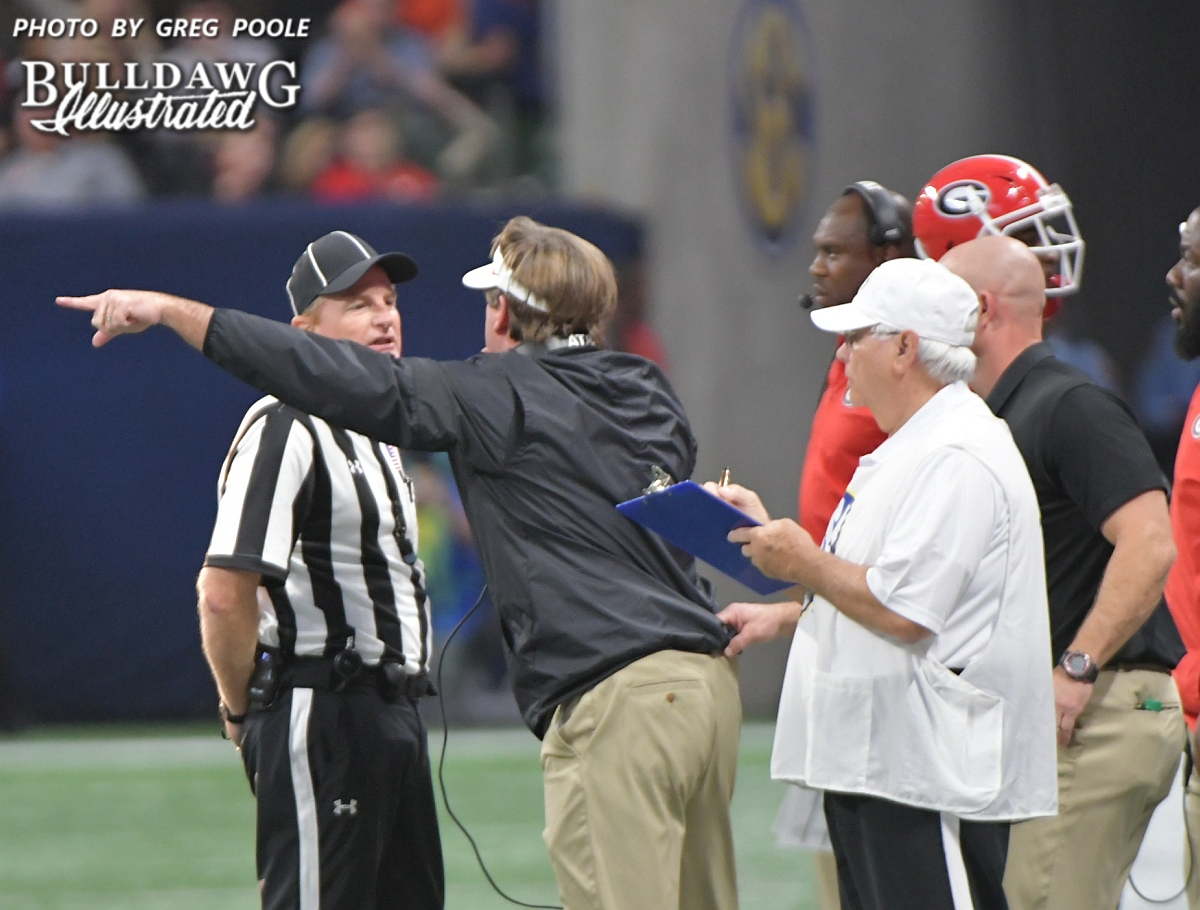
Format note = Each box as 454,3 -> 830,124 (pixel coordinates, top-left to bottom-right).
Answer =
913,154 -> 1085,298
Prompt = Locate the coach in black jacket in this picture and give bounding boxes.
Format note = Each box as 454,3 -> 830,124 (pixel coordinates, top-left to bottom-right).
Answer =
60,216 -> 741,910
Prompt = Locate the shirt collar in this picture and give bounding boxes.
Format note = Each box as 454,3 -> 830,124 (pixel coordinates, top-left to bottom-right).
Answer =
985,342 -> 1054,414
861,381 -> 974,466
514,334 -> 596,357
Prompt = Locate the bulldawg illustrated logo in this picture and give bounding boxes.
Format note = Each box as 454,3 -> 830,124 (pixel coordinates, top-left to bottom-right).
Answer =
13,16 -> 309,135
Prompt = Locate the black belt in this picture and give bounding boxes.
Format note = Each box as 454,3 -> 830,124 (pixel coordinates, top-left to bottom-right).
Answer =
282,656 -> 437,702
1106,662 -> 1174,675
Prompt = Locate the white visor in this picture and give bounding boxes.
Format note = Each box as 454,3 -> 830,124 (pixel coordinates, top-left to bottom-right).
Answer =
462,250 -> 549,312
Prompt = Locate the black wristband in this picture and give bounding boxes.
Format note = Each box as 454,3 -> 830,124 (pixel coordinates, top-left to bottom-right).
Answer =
219,702 -> 247,724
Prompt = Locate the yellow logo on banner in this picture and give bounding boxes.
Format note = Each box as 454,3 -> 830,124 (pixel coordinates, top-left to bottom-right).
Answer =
731,0 -> 813,251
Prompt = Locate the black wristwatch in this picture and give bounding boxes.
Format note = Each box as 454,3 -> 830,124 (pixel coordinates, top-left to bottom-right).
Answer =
1058,650 -> 1099,683
219,701 -> 247,724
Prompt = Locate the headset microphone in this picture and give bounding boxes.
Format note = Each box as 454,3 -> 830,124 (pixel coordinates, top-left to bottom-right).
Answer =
797,293 -> 815,310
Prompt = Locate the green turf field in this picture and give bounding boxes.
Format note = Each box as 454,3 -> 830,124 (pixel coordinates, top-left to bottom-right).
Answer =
0,722 -> 816,909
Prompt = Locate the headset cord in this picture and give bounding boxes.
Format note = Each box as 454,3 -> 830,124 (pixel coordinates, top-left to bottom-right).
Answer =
1127,736 -> 1194,904
435,585 -> 564,910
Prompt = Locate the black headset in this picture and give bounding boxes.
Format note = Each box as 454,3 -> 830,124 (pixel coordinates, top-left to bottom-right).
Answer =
797,180 -> 909,310
844,180 -> 907,247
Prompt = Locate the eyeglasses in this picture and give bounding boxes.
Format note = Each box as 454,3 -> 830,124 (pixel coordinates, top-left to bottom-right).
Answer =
843,326 -> 876,347
843,327 -> 903,352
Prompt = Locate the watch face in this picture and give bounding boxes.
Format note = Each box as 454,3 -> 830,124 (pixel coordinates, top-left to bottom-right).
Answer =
1063,651 -> 1094,679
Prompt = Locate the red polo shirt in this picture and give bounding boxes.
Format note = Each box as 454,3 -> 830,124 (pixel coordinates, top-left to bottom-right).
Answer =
798,356 -> 887,542
1166,385 -> 1200,728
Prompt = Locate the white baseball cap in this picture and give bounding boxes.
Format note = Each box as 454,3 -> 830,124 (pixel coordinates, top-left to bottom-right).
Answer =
461,249 -> 549,312
810,257 -> 979,346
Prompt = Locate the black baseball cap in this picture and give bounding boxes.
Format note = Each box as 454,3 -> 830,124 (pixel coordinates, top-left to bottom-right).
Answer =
287,231 -> 418,315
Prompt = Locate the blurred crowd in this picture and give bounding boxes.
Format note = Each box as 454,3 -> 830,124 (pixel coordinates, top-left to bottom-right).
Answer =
0,0 -> 550,209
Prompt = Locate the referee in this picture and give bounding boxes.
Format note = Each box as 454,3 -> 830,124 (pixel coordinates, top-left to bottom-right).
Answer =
199,231 -> 442,910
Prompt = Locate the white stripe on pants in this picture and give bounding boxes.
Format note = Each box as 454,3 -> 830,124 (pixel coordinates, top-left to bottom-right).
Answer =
941,813 -> 976,910
289,688 -> 320,910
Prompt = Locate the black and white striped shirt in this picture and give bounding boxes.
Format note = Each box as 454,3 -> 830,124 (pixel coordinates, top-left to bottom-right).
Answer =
205,396 -> 432,673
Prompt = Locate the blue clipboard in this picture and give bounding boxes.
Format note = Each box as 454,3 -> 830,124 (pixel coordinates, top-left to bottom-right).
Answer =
617,481 -> 793,595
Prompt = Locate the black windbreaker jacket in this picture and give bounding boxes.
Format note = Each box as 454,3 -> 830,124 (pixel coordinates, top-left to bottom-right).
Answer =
205,309 -> 732,737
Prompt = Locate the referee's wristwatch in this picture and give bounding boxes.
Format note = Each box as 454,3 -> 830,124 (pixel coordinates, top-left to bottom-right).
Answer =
219,701 -> 247,725
1058,650 -> 1099,684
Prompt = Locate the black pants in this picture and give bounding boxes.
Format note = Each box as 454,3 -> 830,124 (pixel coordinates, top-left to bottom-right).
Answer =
824,791 -> 1010,910
240,686 -> 444,910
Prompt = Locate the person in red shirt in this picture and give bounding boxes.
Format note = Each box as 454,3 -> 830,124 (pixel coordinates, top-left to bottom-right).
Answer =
311,108 -> 439,204
1165,205 -> 1200,910
783,182 -> 915,910
395,0 -> 462,42
797,182 -> 916,539
609,258 -> 670,373
1166,204 -> 1200,728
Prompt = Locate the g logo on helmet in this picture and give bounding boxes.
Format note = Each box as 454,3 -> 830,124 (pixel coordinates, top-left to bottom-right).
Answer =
729,0 -> 814,252
937,180 -> 991,218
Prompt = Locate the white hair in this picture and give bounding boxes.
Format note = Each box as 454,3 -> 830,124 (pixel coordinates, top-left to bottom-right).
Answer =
873,325 -> 976,385
916,338 -> 976,384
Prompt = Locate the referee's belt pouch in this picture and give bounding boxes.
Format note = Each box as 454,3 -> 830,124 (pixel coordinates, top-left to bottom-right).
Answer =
246,646 -> 281,713
283,656 -> 437,703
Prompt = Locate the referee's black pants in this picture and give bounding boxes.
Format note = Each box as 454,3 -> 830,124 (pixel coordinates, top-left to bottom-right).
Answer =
824,791 -> 1010,910
239,686 -> 444,910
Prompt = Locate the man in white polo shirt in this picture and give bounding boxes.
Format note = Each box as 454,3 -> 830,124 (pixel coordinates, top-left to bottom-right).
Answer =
711,258 -> 1058,910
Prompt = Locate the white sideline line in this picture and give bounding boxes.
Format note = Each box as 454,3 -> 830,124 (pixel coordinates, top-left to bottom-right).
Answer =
0,885 -> 259,909
0,736 -> 239,771
0,721 -> 779,772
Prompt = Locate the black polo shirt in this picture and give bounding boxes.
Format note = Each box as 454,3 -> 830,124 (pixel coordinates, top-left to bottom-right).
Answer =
986,342 -> 1184,669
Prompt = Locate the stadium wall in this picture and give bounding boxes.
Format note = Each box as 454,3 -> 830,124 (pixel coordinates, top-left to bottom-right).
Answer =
0,201 -> 641,723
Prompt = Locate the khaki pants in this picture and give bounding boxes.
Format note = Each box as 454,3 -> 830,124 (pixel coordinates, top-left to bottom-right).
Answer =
1185,747 -> 1200,909
1004,669 -> 1185,910
541,650 -> 742,910
816,850 -> 843,910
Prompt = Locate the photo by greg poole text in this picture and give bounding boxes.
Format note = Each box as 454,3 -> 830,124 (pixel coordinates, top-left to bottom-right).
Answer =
12,18 -> 311,39
19,59 -> 301,134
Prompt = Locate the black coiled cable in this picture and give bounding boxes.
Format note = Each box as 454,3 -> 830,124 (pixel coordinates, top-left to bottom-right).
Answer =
435,585 -> 563,910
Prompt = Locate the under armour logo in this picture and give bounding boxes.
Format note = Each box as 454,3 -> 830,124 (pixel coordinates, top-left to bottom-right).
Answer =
346,459 -> 364,475
333,799 -> 358,817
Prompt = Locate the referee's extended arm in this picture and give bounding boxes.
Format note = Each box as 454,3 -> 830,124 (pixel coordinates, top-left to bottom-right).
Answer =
57,290 -> 213,350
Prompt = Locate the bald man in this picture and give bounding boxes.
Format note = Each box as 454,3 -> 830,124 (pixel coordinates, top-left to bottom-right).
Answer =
943,236 -> 1186,910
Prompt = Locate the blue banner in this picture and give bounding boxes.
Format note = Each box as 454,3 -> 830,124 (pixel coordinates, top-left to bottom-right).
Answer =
0,199 -> 641,722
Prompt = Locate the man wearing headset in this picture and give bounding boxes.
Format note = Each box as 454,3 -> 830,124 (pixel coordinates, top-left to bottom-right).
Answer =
782,181 -> 916,910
